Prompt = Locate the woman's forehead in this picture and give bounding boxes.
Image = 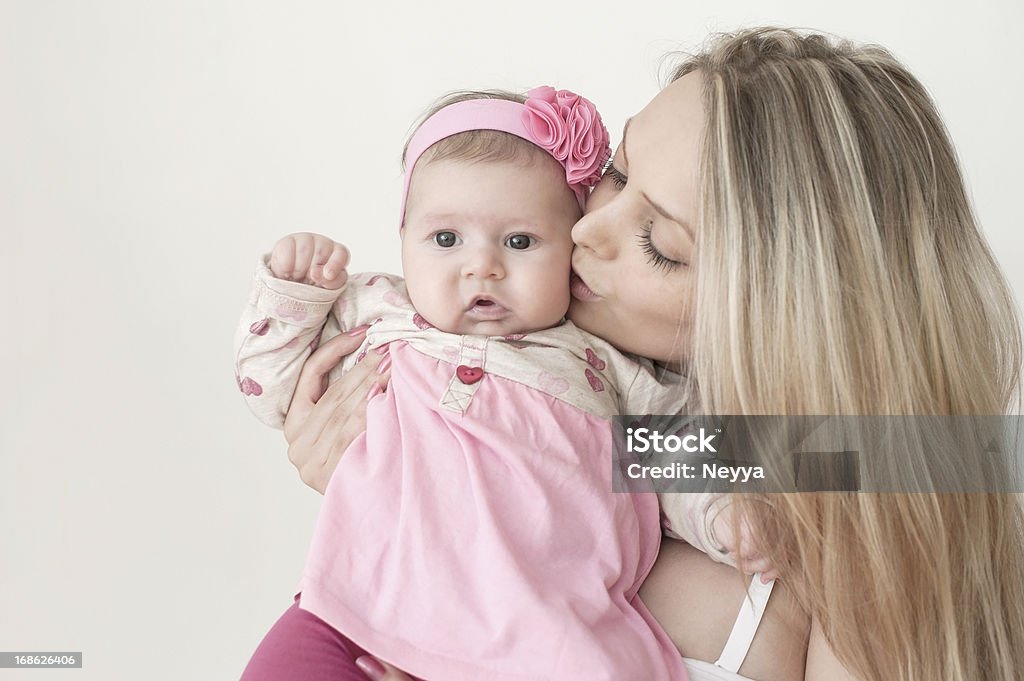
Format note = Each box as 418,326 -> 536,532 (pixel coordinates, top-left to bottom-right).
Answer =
630,72 -> 705,149
620,72 -> 704,231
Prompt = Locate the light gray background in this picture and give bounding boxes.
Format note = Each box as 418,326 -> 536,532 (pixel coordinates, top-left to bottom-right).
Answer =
2,1 -> 1021,679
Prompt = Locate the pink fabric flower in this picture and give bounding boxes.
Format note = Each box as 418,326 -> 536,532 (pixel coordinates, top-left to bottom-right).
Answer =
523,86 -> 611,193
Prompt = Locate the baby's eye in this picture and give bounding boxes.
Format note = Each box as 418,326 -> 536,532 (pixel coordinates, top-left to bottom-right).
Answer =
506,234 -> 534,250
433,231 -> 459,248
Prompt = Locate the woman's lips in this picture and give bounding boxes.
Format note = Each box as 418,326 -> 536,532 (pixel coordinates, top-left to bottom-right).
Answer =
570,272 -> 601,302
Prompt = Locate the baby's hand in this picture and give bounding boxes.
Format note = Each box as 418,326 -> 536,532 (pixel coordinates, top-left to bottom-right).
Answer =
269,232 -> 350,290
709,502 -> 777,583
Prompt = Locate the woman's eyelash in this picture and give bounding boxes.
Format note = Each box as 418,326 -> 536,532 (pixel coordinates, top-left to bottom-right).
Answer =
603,158 -> 685,272
602,159 -> 627,189
636,222 -> 683,273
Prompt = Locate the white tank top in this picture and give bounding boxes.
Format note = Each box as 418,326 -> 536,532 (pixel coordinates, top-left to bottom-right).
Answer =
682,575 -> 775,681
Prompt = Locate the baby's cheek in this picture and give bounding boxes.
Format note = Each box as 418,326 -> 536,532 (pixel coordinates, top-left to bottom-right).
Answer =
418,303 -> 458,334
533,278 -> 572,325
405,287 -> 447,331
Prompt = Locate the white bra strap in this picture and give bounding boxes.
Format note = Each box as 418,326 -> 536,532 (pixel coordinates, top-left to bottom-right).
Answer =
714,575 -> 775,673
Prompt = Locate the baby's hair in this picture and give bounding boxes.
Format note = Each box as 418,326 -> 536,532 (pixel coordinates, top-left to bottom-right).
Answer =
401,90 -> 551,169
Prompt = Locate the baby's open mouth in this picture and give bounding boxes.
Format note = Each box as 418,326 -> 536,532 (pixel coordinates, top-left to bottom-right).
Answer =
467,296 -> 509,319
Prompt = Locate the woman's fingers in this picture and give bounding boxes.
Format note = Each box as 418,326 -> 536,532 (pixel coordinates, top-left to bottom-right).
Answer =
355,656 -> 415,680
323,351 -> 390,411
302,350 -> 388,444
284,335 -> 391,494
284,328 -> 368,444
293,436 -> 349,495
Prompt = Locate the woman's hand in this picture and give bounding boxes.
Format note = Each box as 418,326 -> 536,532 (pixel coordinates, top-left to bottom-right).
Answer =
282,327 -> 391,494
355,656 -> 415,680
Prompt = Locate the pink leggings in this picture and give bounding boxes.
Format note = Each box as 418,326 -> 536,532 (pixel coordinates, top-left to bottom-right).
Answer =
239,596 -> 424,681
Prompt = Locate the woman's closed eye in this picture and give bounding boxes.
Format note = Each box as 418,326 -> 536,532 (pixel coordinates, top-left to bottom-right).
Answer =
601,156 -> 688,271
637,222 -> 685,272
601,158 -> 628,189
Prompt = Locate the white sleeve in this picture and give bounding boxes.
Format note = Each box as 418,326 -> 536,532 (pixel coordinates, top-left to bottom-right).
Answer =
619,364 -> 739,566
658,491 -> 737,567
232,257 -> 397,429
619,360 -> 690,416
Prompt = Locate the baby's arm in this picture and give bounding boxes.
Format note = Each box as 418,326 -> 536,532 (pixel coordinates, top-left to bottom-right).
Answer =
663,494 -> 777,580
233,233 -> 351,429
619,362 -> 775,576
658,492 -> 734,565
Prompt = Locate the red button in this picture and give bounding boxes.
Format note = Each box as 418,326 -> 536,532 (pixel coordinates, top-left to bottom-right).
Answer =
456,365 -> 484,385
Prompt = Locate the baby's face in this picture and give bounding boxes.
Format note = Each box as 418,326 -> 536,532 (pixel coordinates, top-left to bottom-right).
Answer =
401,156 -> 580,336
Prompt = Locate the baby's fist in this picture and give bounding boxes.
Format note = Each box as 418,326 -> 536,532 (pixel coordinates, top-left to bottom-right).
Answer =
709,502 -> 777,583
269,232 -> 350,290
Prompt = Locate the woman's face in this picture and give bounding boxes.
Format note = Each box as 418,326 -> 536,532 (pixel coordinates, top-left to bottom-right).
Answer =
568,72 -> 703,366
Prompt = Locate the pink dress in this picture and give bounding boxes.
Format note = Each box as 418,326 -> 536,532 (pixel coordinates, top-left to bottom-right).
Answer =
236,264 -> 691,681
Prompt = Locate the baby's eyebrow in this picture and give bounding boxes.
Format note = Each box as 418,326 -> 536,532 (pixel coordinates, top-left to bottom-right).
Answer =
419,212 -> 461,223
418,212 -> 541,232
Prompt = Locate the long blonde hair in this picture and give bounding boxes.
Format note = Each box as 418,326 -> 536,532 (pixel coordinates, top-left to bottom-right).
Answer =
678,28 -> 1024,681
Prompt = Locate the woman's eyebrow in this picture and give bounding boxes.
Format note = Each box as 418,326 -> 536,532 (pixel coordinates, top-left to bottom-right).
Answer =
622,117 -> 694,240
644,194 -> 694,240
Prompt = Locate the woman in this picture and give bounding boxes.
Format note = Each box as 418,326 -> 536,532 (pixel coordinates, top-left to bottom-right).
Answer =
280,27 -> 1024,681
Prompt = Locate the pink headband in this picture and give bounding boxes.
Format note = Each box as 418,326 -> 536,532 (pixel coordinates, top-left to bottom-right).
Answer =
399,86 -> 612,228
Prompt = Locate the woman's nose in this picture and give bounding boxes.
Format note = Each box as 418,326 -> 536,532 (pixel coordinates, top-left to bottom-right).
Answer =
460,247 -> 505,279
571,202 -> 619,260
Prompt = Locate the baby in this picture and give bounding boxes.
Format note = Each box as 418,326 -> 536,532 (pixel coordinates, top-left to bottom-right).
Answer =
235,88 -> 763,681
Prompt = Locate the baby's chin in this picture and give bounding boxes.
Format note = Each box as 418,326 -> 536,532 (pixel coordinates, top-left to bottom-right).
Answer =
434,315 -> 567,337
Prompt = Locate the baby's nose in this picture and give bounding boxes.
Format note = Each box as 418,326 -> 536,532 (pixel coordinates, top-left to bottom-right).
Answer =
461,248 -> 505,279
